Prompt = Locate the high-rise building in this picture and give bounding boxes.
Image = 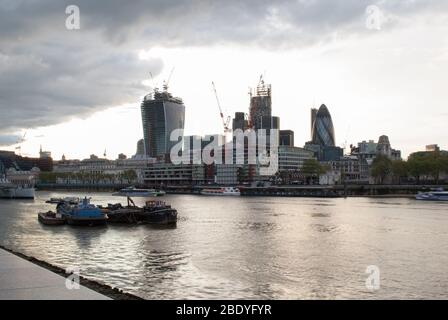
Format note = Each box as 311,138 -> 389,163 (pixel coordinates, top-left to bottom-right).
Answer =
249,80 -> 272,130
135,139 -> 145,156
311,108 -> 318,138
311,104 -> 336,147
232,112 -> 249,131
280,130 -> 294,147
141,88 -> 185,160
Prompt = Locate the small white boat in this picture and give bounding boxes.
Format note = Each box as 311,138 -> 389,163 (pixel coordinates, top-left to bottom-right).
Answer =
112,186 -> 165,197
200,187 -> 241,196
416,190 -> 448,201
46,196 -> 79,204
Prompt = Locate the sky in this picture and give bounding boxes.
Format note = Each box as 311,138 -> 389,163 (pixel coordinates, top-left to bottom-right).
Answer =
0,0 -> 447,160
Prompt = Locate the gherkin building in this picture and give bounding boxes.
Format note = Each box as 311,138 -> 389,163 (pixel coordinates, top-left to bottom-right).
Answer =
311,104 -> 335,147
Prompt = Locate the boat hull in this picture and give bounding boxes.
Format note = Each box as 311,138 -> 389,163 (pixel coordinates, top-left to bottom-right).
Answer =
416,196 -> 448,201
0,187 -> 35,199
200,192 -> 241,196
38,212 -> 66,225
65,216 -> 108,226
141,209 -> 178,225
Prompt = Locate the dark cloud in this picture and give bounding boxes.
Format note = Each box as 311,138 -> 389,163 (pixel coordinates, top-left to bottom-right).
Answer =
0,0 -> 447,144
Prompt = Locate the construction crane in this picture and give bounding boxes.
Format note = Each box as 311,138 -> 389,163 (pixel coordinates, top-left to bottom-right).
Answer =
212,81 -> 231,134
163,67 -> 175,92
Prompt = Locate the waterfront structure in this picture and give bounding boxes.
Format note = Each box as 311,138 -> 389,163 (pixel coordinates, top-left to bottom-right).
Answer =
279,130 -> 294,147
304,142 -> 343,162
330,156 -> 369,184
143,163 -> 208,186
278,146 -> 315,172
53,155 -> 156,185
319,170 -> 342,185
141,87 -> 185,160
0,150 -> 53,172
350,136 -> 402,163
215,164 -> 240,185
376,135 -> 401,160
311,104 -> 336,147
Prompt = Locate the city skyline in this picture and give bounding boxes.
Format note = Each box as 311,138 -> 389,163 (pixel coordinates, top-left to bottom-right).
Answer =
1,1 -> 448,159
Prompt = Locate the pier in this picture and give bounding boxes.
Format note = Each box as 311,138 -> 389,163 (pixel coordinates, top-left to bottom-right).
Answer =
0,248 -> 110,300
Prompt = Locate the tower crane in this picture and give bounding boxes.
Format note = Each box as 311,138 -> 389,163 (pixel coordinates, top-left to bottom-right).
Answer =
163,67 -> 175,92
211,81 -> 231,134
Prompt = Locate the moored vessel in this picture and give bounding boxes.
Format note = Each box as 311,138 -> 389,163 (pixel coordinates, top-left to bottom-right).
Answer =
38,211 -> 66,225
46,196 -> 80,204
112,186 -> 165,197
416,190 -> 448,201
57,197 -> 108,226
200,187 -> 241,196
0,177 -> 35,199
142,200 -> 177,225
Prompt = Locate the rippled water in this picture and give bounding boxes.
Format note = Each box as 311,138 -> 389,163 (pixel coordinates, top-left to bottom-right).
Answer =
0,191 -> 447,299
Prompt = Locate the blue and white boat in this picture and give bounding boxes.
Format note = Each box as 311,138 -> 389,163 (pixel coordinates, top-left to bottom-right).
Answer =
112,186 -> 165,197
416,190 -> 448,201
57,197 -> 107,226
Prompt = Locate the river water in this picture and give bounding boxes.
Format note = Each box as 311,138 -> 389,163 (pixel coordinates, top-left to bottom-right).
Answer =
0,191 -> 447,299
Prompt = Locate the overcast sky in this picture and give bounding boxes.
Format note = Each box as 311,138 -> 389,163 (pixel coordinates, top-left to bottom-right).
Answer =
1,0 -> 447,159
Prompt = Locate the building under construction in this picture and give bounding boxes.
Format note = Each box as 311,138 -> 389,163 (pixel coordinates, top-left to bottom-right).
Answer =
249,78 -> 272,130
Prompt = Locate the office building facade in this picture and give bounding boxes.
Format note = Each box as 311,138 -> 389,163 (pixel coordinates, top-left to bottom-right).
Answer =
141,89 -> 185,160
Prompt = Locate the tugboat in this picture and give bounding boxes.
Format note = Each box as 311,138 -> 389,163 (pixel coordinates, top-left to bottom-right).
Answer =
103,188 -> 177,225
38,211 -> 66,225
57,197 -> 108,226
142,200 -> 177,225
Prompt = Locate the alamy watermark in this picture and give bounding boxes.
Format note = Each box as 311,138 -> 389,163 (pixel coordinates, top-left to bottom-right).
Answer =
65,266 -> 80,290
170,129 -> 279,176
65,5 -> 80,30
365,265 -> 380,291
365,5 -> 385,31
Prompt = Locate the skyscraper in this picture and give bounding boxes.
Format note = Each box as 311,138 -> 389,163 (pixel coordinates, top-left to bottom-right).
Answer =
141,88 -> 185,159
280,130 -> 294,147
249,79 -> 272,130
135,139 -> 145,156
311,104 -> 336,147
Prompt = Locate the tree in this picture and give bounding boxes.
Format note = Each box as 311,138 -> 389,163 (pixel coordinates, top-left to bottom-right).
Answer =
370,155 -> 392,184
408,152 -> 437,184
122,170 -> 137,184
391,160 -> 408,184
300,159 -> 327,184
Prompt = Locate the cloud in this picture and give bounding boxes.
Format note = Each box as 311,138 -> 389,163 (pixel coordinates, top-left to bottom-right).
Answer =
0,0 -> 447,142
0,134 -> 21,147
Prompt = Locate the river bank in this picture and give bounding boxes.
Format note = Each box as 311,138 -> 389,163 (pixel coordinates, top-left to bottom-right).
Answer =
0,245 -> 143,300
36,183 -> 447,198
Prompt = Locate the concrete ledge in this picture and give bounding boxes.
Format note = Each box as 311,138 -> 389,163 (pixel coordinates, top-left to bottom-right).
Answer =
0,249 -> 111,300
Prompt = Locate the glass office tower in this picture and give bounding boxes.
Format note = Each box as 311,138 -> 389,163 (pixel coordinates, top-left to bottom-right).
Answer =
141,89 -> 185,159
311,104 -> 336,147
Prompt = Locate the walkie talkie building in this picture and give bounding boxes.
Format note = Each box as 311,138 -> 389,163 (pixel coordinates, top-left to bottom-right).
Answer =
141,88 -> 185,159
